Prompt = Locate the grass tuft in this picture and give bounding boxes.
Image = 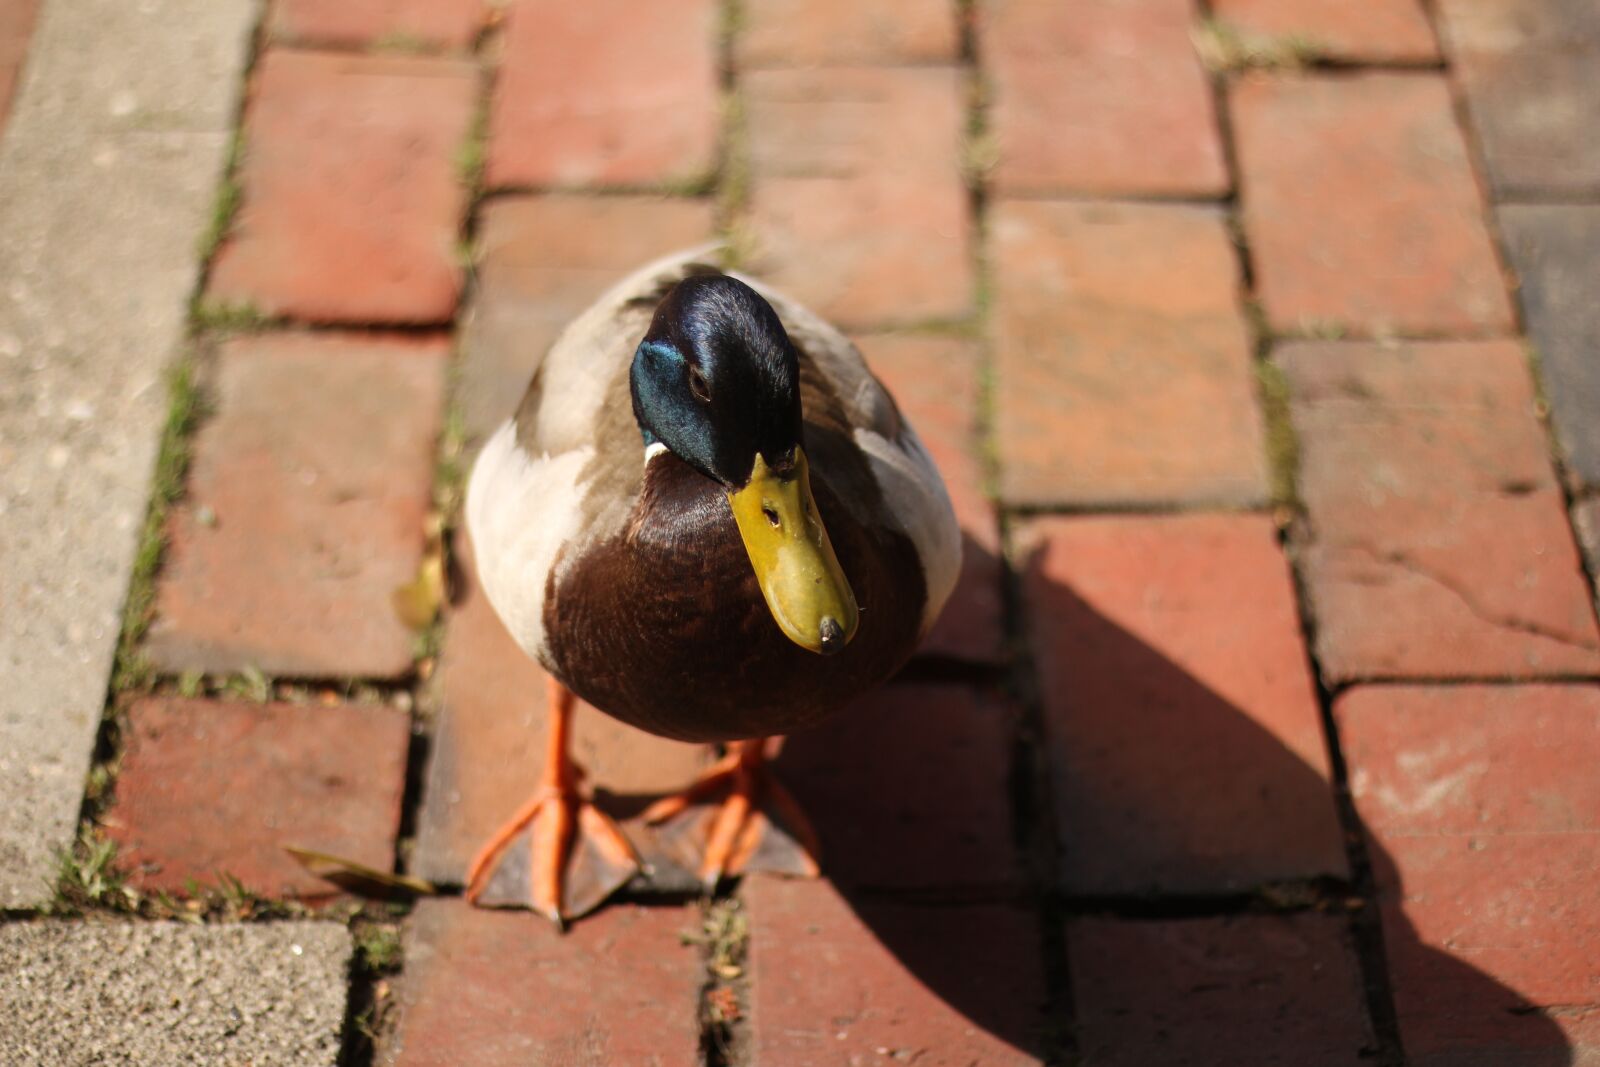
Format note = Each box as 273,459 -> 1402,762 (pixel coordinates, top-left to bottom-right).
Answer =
1255,359 -> 1301,515
54,829 -> 137,913
1194,19 -> 1324,73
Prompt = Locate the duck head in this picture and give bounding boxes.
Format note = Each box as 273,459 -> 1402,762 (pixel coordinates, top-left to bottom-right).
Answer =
629,273 -> 859,656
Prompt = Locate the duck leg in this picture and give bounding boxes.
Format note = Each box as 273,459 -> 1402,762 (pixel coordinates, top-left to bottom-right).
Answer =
465,676 -> 639,925
643,737 -> 821,890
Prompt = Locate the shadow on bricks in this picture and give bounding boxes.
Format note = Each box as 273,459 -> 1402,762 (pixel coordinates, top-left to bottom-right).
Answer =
734,538 -> 1576,1063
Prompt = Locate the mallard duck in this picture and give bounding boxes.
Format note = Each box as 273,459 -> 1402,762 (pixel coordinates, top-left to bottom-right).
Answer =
462,249 -> 961,923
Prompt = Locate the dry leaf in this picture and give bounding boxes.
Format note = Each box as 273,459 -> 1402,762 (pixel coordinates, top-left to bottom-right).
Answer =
392,552 -> 445,631
283,845 -> 436,898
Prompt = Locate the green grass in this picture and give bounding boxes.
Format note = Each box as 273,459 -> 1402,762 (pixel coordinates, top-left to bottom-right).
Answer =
1254,359 -> 1301,514
189,299 -> 277,333
454,96 -> 490,193
196,130 -> 247,262
111,358 -> 208,693
54,829 -> 136,913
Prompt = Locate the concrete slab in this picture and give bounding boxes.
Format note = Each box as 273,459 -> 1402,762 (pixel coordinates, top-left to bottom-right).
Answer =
0,0 -> 257,907
0,920 -> 351,1065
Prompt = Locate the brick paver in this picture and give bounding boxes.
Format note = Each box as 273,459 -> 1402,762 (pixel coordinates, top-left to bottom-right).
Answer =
208,50 -> 477,324
486,0 -> 718,190
412,537 -> 709,888
383,898 -> 702,1066
985,0 -> 1227,197
270,0 -> 487,50
1338,685 -> 1600,1062
746,66 -> 972,329
0,0 -> 39,129
1280,340 -> 1600,682
1068,915 -> 1373,1064
1211,0 -> 1437,64
1233,73 -> 1513,337
1500,205 -> 1600,491
857,333 -> 1001,663
461,194 -> 716,438
992,200 -> 1267,509
737,0 -> 959,68
776,683 -> 1021,892
105,696 -> 410,898
1018,514 -> 1346,895
147,333 -> 446,679
1439,0 -> 1599,197
746,877 -> 1048,1065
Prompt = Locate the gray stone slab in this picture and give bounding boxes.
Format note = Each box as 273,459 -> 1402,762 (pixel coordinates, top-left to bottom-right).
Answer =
1501,205 -> 1600,491
0,0 -> 257,907
1576,498 -> 1600,604
0,920 -> 352,1065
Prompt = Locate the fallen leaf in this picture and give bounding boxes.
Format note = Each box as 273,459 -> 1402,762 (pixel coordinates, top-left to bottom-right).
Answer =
283,846 -> 436,898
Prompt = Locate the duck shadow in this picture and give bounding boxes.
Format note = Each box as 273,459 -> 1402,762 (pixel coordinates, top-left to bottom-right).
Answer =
755,539 -> 1575,1066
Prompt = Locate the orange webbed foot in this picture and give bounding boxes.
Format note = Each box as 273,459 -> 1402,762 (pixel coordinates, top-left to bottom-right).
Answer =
644,737 -> 820,891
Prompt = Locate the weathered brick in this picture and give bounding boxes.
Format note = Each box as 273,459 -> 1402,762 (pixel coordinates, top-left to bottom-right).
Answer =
1232,73 -> 1513,336
383,898 -> 702,1066
857,334 -> 1001,663
104,696 -> 410,899
1017,514 -> 1346,895
985,0 -> 1227,196
746,877 -> 1048,1065
1452,47 -> 1600,198
412,535 -> 709,889
0,0 -> 40,130
487,0 -> 717,189
208,50 -> 476,324
745,66 -> 973,330
992,200 -> 1267,509
460,195 -> 715,438
1577,498 -> 1600,597
1338,685 -> 1600,1062
1500,205 -> 1600,490
1280,340 -> 1600,681
737,0 -> 959,68
270,0 -> 487,49
147,334 -> 446,679
1069,915 -> 1373,1065
776,683 -> 1021,892
1212,0 -> 1437,63
1436,0 -> 1600,51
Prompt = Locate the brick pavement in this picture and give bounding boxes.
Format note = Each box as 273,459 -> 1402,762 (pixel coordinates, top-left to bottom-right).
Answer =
3,0 -> 1599,1063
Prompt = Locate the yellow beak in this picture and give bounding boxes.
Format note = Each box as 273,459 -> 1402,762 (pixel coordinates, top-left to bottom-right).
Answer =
726,448 -> 859,655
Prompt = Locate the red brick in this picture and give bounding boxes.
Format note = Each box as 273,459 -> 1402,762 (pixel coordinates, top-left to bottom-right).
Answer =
985,0 -> 1228,197
0,0 -> 40,131
738,0 -> 959,68
1212,0 -> 1437,63
992,200 -> 1267,509
745,67 -> 973,330
856,334 -> 1001,663
749,177 -> 972,331
1069,915 -> 1372,1065
1280,341 -> 1600,681
746,877 -> 1047,1065
1337,685 -> 1600,1061
776,683 -> 1021,892
208,50 -> 475,324
105,696 -> 410,899
461,195 -> 715,437
412,535 -> 709,888
1232,73 -> 1513,337
270,0 -> 487,49
383,898 -> 702,1066
745,66 -> 964,182
1017,514 -> 1346,894
147,334 -> 446,679
487,0 -> 717,189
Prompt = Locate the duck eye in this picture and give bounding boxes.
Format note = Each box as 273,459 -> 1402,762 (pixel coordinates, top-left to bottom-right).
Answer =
686,365 -> 711,403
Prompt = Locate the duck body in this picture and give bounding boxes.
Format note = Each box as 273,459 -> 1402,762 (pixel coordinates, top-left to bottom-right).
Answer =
467,251 -> 960,744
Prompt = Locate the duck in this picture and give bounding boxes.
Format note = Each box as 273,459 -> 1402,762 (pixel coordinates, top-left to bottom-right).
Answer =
461,248 -> 961,924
